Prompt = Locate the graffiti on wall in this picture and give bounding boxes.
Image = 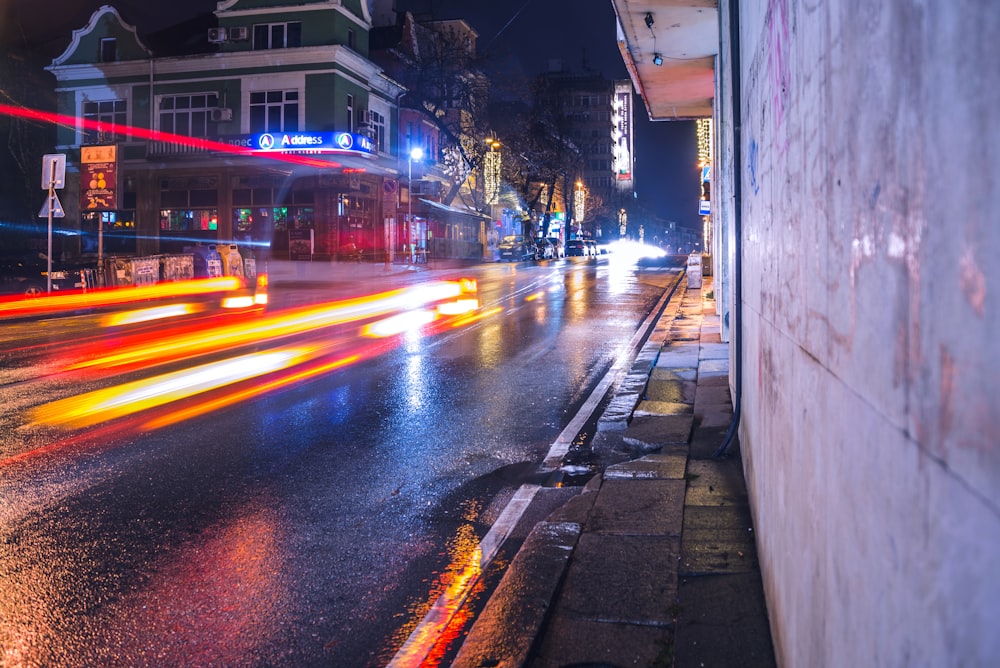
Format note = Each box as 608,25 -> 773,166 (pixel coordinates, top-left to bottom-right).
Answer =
767,0 -> 791,156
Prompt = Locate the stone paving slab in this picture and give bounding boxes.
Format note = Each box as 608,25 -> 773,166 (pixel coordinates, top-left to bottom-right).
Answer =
622,414 -> 693,449
680,535 -> 760,575
551,533 -> 681,623
651,367 -> 698,383
533,615 -> 673,668
603,452 -> 688,480
656,346 -> 700,369
673,573 -> 777,668
698,358 -> 729,378
634,399 -> 692,416
587,478 -> 686,536
700,342 -> 730,359
645,377 -> 697,403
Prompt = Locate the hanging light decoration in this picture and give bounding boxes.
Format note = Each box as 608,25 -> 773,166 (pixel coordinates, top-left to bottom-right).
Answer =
484,136 -> 501,206
573,180 -> 586,227
696,118 -> 712,167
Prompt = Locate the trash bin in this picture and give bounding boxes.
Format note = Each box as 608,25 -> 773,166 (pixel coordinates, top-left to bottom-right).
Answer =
687,252 -> 703,289
217,244 -> 245,279
185,244 -> 223,278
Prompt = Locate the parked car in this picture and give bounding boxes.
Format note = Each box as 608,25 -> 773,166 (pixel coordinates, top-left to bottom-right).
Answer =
0,251 -> 89,297
547,237 -> 565,258
565,239 -> 587,257
534,238 -> 555,260
497,235 -> 535,262
584,240 -> 598,257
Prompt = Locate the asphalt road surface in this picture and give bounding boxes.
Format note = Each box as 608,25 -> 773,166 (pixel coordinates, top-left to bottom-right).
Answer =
0,256 -> 677,666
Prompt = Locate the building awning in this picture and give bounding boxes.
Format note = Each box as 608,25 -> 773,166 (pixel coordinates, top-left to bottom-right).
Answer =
417,198 -> 489,221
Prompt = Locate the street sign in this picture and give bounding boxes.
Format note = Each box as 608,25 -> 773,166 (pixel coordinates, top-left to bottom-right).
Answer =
41,153 -> 66,189
38,192 -> 66,218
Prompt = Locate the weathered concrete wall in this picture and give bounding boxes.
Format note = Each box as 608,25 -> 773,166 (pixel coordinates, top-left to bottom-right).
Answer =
727,0 -> 1000,664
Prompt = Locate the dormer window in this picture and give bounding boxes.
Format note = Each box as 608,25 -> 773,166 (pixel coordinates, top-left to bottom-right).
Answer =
100,38 -> 117,62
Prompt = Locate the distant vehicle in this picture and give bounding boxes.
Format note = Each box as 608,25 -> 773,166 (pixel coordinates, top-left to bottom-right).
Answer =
565,239 -> 587,257
547,238 -> 565,258
0,251 -> 89,297
584,240 -> 598,257
534,238 -> 555,260
497,235 -> 535,262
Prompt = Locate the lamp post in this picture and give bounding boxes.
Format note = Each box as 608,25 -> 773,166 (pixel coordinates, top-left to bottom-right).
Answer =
408,146 -> 424,264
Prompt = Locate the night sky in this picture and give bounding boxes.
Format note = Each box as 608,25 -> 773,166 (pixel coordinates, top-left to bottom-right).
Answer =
2,0 -> 700,229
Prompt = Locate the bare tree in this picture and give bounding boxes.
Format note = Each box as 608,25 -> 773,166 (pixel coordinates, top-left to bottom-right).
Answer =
377,15 -> 493,209
0,30 -> 55,230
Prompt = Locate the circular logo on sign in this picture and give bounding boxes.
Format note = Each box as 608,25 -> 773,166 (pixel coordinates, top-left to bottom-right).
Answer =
382,179 -> 398,195
258,134 -> 275,150
336,133 -> 354,150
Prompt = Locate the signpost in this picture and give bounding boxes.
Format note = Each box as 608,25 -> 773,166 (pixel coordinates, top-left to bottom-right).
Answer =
39,154 -> 66,293
81,145 -> 118,264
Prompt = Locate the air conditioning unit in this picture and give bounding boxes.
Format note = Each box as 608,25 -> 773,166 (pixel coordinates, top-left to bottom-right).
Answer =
207,27 -> 227,43
210,108 -> 233,122
229,26 -> 249,41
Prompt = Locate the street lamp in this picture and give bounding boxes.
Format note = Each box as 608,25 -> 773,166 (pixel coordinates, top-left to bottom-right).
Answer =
408,146 -> 424,263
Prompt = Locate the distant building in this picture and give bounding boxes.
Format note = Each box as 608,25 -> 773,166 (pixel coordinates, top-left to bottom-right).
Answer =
533,65 -> 635,238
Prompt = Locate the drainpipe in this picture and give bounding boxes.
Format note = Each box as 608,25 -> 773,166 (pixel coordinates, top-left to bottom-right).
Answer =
715,0 -> 743,459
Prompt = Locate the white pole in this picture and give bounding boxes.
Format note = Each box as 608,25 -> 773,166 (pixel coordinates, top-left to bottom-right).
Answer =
407,157 -> 412,264
47,158 -> 55,293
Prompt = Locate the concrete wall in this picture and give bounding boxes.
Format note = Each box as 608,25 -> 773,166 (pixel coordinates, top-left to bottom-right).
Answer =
723,0 -> 1000,664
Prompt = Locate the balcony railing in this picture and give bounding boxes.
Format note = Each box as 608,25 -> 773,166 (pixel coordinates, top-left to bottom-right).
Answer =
146,139 -> 215,158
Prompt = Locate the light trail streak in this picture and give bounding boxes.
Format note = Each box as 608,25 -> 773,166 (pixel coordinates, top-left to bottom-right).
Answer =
449,306 -> 503,328
68,281 -> 468,371
0,102 -> 338,170
142,350 -> 363,430
101,303 -> 203,326
0,277 -> 243,319
30,347 -> 318,429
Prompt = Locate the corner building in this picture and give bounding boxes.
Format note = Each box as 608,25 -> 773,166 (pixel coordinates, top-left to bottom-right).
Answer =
46,1 -> 406,262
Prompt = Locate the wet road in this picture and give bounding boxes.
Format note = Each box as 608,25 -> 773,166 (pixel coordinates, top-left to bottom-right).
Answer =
0,257 -> 675,666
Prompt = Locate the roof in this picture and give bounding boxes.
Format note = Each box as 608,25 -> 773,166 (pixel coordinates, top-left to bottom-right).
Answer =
418,198 -> 488,220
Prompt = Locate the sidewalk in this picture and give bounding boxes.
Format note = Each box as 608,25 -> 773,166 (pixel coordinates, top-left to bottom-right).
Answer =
454,276 -> 776,667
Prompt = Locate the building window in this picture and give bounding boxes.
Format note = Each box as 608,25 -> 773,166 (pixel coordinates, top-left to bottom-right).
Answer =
249,90 -> 299,133
82,99 -> 127,144
100,38 -> 117,62
253,21 -> 302,49
159,209 -> 218,231
370,110 -> 385,152
346,94 -> 354,133
159,94 -> 219,137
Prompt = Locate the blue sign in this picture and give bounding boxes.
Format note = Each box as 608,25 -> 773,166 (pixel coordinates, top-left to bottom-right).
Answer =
223,131 -> 375,155
699,199 -> 711,215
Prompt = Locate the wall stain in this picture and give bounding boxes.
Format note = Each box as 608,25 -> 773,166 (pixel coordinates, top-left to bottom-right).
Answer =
959,248 -> 986,318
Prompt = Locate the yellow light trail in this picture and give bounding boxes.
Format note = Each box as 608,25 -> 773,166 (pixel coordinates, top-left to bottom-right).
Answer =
31,347 -> 319,430
69,281 -> 467,371
0,277 -> 243,319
